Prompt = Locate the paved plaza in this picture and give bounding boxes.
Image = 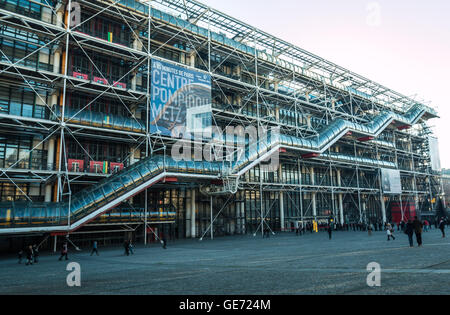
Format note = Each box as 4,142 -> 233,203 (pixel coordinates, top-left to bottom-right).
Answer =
0,229 -> 449,295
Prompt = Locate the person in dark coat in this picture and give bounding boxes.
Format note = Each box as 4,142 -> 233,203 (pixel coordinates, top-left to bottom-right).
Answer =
18,249 -> 23,264
327,224 -> 333,240
32,244 -> 39,263
124,240 -> 130,256
129,240 -> 134,255
25,245 -> 33,265
58,242 -> 68,261
91,240 -> 99,256
412,216 -> 423,247
405,220 -> 415,247
439,218 -> 446,238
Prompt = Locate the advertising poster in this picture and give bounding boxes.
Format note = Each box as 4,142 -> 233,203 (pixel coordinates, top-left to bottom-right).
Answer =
150,59 -> 212,137
429,136 -> 442,172
381,168 -> 402,194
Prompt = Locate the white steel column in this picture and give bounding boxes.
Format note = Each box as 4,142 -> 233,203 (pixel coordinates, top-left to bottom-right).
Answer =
279,191 -> 285,231
311,167 -> 317,219
312,193 -> 317,219
379,170 -> 387,224
279,163 -> 284,231
185,190 -> 191,238
44,138 -> 55,202
230,201 -> 236,235
337,170 -> 344,225
210,196 -> 213,240
191,189 -> 196,238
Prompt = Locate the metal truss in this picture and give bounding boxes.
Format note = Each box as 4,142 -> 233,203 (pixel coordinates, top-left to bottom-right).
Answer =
0,0 -> 443,238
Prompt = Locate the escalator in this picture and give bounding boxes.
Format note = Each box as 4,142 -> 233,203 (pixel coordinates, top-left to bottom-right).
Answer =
0,104 -> 436,234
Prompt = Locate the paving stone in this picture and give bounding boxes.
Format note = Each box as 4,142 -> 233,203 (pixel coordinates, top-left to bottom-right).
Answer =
0,229 -> 448,295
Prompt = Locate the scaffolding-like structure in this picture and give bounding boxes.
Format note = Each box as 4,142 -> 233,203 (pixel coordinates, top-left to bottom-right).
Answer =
0,0 -> 443,248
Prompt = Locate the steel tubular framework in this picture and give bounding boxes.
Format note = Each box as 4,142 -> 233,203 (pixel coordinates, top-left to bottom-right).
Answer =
0,0 -> 443,242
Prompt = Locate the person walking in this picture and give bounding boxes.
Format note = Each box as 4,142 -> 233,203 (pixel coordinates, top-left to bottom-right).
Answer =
25,245 -> 33,265
439,218 -> 446,238
32,244 -> 39,263
368,223 -> 373,236
90,240 -> 99,256
58,242 -> 69,261
424,220 -> 429,232
387,224 -> 395,241
412,216 -> 423,247
124,240 -> 130,256
129,240 -> 134,255
405,220 -> 415,247
18,249 -> 23,264
327,224 -> 333,240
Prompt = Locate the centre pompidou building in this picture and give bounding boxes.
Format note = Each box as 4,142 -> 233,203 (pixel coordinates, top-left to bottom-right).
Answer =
0,0 -> 443,250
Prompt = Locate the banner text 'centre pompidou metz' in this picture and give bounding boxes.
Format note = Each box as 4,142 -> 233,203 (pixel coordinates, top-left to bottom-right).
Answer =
151,59 -> 212,137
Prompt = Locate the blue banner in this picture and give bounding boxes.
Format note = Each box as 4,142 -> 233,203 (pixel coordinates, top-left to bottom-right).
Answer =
151,59 -> 211,137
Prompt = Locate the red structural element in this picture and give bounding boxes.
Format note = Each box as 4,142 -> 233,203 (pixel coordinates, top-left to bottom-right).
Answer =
398,125 -> 411,131
90,161 -> 106,174
110,162 -> 124,174
391,202 -> 416,224
302,153 -> 320,159
346,132 -> 352,136
358,136 -> 374,142
93,77 -> 108,85
67,159 -> 84,172
279,148 -> 287,153
164,177 -> 178,183
211,180 -> 224,185
113,81 -> 127,89
72,72 -> 88,80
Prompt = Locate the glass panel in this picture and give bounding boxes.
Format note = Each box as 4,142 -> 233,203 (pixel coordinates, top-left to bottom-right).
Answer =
101,183 -> 116,200
119,173 -> 135,189
128,169 -> 143,184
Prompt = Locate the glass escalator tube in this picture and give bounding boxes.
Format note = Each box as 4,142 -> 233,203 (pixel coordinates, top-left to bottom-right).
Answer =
31,204 -> 46,226
77,185 -> 107,214
92,112 -> 103,128
176,160 -> 187,174
123,118 -> 133,131
75,191 -> 97,221
113,116 -> 125,131
58,203 -> 69,226
127,166 -> 146,189
12,203 -> 29,227
103,114 -> 114,129
46,203 -> 59,226
165,158 -> 177,172
69,197 -> 85,221
100,182 -> 118,205
132,120 -> 144,133
80,111 -> 91,127
185,160 -> 195,173
134,162 -> 153,182
118,172 -> 137,191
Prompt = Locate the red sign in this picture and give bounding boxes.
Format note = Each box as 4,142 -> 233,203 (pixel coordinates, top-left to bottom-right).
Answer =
68,159 -> 84,172
94,77 -> 108,85
73,72 -> 88,80
113,81 -> 127,89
